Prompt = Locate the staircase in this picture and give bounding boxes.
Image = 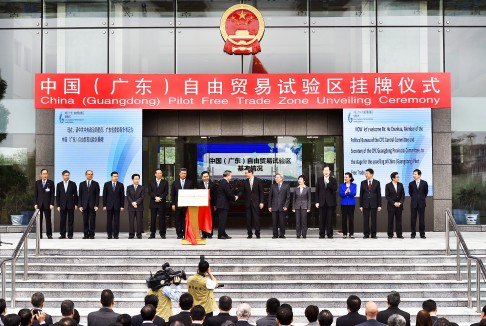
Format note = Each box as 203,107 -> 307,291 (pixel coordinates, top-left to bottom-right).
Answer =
1,234 -> 484,325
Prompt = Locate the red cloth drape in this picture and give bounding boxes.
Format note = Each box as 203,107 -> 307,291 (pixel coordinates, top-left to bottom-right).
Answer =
184,190 -> 212,245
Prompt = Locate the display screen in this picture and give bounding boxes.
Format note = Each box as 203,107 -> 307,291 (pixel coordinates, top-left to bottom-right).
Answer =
54,109 -> 143,191
197,143 -> 303,181
343,108 -> 433,196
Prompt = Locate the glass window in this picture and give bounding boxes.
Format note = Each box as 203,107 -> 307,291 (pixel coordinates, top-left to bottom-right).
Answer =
176,28 -> 241,74
244,0 -> 308,27
0,1 -> 41,28
110,29 -> 175,73
445,28 -> 486,97
110,0 -> 174,28
310,27 -> 376,73
377,28 -> 443,72
242,28 -> 308,73
310,0 -> 375,27
445,0 -> 486,26
44,0 -> 107,28
43,29 -> 108,73
0,29 -> 40,219
377,0 -> 442,26
177,0 -> 239,27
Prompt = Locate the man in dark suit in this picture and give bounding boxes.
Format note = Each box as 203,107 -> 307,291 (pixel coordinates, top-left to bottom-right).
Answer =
385,172 -> 405,239
139,304 -> 158,326
359,168 -> 382,239
256,298 -> 280,326
197,171 -> 217,239
268,174 -> 290,239
34,169 -> 55,239
236,303 -> 253,326
127,173 -> 144,239
239,167 -> 264,239
168,293 -> 194,326
149,169 -> 169,239
469,304 -> 486,326
31,292 -> 54,326
336,295 -> 367,326
206,296 -> 237,326
102,171 -> 125,239
276,306 -> 293,326
132,295 -> 166,326
376,291 -> 410,326
87,289 -> 120,326
356,302 -> 386,326
190,305 -> 206,326
171,168 -> 194,239
409,168 -> 429,239
216,170 -> 238,239
56,170 -> 78,239
78,170 -> 100,239
315,165 -> 338,239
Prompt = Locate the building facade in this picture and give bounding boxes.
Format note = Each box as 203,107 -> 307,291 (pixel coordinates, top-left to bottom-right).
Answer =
1,0 -> 484,231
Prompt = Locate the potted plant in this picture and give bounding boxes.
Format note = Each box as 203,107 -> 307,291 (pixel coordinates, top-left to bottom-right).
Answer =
457,186 -> 481,225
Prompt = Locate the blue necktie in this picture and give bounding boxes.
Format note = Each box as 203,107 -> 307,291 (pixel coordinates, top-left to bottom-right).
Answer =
112,183 -> 116,191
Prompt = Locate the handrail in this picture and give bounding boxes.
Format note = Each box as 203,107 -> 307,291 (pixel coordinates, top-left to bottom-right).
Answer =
445,208 -> 486,312
0,209 -> 41,307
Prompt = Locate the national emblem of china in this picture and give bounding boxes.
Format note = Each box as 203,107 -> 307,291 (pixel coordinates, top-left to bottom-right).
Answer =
220,4 -> 265,55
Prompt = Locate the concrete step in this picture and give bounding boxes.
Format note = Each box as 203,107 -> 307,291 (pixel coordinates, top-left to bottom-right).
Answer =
21,262 -> 463,273
4,288 -> 485,299
12,279 -> 473,289
9,297 -> 478,309
4,270 -> 463,281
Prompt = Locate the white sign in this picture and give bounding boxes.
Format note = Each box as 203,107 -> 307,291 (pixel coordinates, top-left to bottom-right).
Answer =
178,189 -> 209,207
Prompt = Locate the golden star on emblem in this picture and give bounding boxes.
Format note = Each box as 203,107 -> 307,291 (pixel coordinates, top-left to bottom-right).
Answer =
238,10 -> 247,19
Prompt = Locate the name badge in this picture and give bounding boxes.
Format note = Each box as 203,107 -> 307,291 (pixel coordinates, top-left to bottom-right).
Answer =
45,187 -> 50,192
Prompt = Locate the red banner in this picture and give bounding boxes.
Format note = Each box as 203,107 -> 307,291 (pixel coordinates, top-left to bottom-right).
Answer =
35,73 -> 450,109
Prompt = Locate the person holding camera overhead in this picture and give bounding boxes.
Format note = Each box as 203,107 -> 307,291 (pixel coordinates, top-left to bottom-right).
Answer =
147,274 -> 183,322
188,260 -> 220,318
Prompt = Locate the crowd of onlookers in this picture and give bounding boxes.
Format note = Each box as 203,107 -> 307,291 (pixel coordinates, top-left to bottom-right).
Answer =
0,290 -> 485,326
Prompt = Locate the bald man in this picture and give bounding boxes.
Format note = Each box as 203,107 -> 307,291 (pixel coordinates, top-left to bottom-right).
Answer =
356,302 -> 386,326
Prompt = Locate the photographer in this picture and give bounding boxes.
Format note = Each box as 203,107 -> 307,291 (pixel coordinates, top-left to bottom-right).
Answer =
187,261 -> 219,317
31,293 -> 52,326
148,275 -> 182,322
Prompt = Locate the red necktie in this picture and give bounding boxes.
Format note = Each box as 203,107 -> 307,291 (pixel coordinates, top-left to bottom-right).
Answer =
368,181 -> 372,191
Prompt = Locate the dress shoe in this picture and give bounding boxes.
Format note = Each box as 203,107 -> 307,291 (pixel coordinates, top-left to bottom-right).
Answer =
202,235 -> 207,239
398,236 -> 404,239
177,236 -> 183,239
272,236 -> 278,239
297,236 -> 301,239
388,236 -> 393,239
218,236 -> 226,239
411,235 -> 416,239
247,235 -> 252,239
302,236 -> 306,239
343,236 -> 347,239
137,235 -> 142,239
224,235 -> 232,239
89,235 -> 94,239
319,236 -> 325,239
328,236 -> 333,239
207,235 -> 213,239
114,236 -> 119,239
129,236 -> 134,239
420,235 -> 427,239
349,235 -> 355,239
256,235 -> 260,239
68,236 -> 73,239
148,234 -> 155,239
47,235 -> 53,239
371,236 -> 377,239
363,236 -> 369,239
107,236 -> 112,239
160,235 -> 166,239
82,236 -> 89,239
59,236 -> 66,239
279,235 -> 286,239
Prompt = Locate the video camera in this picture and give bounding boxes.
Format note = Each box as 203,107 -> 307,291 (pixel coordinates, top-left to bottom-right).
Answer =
146,262 -> 187,291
